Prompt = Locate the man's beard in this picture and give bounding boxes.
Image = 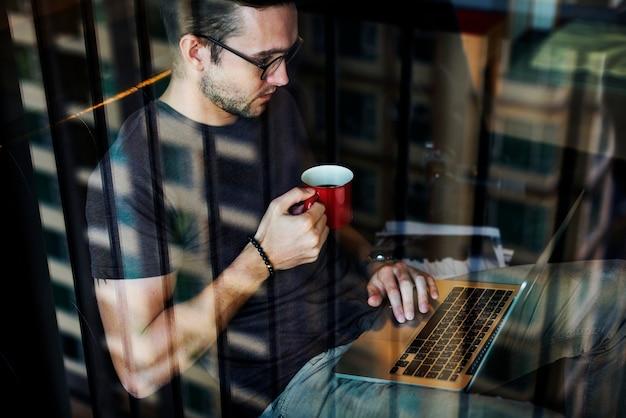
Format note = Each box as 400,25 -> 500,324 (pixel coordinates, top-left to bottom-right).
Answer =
199,70 -> 264,119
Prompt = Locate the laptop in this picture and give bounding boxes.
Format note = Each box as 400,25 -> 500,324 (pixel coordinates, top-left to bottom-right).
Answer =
335,191 -> 584,392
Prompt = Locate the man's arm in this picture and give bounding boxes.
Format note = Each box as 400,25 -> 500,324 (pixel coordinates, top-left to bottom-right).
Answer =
95,187 -> 327,398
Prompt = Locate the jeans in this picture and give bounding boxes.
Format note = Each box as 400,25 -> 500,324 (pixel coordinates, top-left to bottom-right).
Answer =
260,260 -> 626,418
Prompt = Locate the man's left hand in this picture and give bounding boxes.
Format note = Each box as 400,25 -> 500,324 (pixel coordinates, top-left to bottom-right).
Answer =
366,261 -> 439,323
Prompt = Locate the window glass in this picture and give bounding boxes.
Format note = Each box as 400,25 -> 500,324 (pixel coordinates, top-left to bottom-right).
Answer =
4,1 -> 626,416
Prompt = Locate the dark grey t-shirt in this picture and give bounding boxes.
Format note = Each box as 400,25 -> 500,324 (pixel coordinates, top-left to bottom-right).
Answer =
86,89 -> 377,417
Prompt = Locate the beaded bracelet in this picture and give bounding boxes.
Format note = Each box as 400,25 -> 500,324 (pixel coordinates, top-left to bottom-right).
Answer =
248,236 -> 275,278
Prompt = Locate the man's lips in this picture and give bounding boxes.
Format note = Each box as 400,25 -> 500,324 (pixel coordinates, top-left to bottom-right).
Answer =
260,89 -> 276,100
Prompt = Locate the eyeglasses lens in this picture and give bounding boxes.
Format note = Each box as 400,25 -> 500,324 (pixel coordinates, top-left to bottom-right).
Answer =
261,39 -> 302,80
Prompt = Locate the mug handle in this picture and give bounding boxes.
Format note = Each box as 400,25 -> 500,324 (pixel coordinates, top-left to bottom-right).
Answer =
288,193 -> 319,215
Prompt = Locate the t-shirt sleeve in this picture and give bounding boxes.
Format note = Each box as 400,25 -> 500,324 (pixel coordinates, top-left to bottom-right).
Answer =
86,109 -> 177,280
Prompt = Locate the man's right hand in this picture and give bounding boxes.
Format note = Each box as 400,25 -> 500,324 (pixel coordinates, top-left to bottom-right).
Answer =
253,187 -> 329,271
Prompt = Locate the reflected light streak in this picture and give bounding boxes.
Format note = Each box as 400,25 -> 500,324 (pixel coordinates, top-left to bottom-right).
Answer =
62,69 -> 172,123
1,69 -> 172,149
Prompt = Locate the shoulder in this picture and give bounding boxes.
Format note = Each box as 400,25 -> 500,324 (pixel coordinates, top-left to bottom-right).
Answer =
108,101 -> 184,163
88,102 -> 161,188
115,102 -> 161,147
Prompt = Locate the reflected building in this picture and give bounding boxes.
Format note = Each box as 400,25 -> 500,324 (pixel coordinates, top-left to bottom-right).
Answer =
4,0 -> 625,416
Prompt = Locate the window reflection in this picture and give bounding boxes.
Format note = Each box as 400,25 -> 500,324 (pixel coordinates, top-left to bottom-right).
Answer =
3,0 -> 626,417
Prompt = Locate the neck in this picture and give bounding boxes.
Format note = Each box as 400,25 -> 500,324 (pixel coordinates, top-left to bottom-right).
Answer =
159,78 -> 238,126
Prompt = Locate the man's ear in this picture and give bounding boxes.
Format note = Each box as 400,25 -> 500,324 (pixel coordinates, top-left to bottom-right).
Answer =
179,34 -> 207,72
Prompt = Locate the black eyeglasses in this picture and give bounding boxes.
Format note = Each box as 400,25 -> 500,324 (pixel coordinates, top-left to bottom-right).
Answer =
195,34 -> 303,80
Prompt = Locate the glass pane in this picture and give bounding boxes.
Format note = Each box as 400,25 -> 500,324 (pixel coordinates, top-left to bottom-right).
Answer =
4,1 -> 626,417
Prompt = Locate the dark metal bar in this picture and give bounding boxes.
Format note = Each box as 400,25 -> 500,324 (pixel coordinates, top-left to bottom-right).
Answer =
324,14 -> 339,163
552,67 -> 589,261
469,73 -> 493,259
134,0 -> 156,103
394,24 -> 414,222
322,13 -> 339,355
0,4 -> 72,418
102,0 -> 143,120
73,1 -> 122,417
133,1 -> 184,417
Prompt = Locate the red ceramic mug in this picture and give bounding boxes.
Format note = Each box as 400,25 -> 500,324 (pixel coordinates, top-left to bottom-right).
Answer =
300,164 -> 353,229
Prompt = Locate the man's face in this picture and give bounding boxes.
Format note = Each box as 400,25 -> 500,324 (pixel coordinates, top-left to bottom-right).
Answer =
199,4 -> 299,118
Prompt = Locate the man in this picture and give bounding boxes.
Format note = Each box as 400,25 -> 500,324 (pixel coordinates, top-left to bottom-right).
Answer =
87,1 -> 437,416
86,1 -> 626,417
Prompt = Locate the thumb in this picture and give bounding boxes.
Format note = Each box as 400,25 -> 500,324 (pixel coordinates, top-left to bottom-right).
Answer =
366,282 -> 384,308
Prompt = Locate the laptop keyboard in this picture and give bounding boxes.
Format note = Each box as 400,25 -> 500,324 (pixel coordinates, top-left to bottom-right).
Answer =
390,286 -> 512,382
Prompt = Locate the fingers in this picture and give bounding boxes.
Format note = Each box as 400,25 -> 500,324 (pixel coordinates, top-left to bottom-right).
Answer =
367,262 -> 439,323
279,187 -> 318,213
413,270 -> 437,315
289,191 -> 319,215
391,264 -> 416,322
254,187 -> 329,271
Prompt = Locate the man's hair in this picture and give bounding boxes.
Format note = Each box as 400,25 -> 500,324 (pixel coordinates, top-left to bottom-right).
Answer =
161,0 -> 294,76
